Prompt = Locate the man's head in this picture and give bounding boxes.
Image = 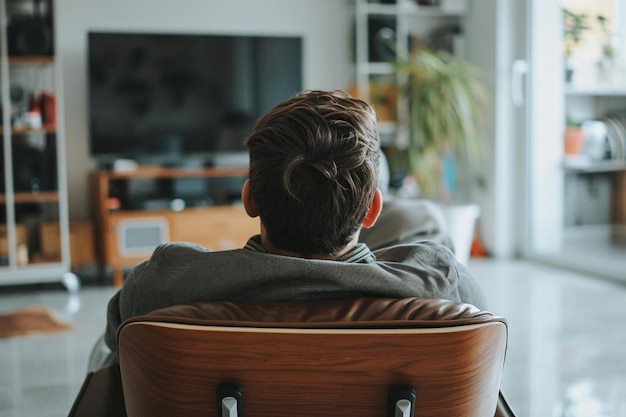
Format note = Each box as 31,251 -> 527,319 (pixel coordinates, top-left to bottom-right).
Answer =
243,90 -> 381,257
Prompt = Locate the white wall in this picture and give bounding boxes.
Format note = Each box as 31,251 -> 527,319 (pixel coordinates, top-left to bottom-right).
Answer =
55,0 -> 352,219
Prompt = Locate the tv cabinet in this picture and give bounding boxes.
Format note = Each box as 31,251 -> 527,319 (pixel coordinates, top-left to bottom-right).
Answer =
91,166 -> 258,287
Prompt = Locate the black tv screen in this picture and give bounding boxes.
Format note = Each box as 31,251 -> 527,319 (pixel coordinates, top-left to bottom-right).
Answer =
88,31 -> 303,164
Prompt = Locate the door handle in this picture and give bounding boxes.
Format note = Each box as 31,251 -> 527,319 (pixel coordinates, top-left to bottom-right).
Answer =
511,59 -> 529,107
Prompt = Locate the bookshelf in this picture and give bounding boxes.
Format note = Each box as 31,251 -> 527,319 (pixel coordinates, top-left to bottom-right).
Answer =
563,82 -> 626,243
0,0 -> 77,289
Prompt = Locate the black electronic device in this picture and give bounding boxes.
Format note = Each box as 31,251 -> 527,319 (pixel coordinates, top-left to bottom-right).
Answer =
368,17 -> 396,62
87,32 -> 303,166
0,134 -> 57,193
7,0 -> 53,56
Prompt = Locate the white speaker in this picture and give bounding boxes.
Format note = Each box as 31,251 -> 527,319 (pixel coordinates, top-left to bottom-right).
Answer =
117,218 -> 169,257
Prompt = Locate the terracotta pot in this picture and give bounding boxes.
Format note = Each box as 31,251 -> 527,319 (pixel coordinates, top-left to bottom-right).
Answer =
564,127 -> 583,155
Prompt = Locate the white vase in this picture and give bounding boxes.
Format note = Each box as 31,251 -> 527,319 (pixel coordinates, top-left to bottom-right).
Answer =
440,204 -> 480,265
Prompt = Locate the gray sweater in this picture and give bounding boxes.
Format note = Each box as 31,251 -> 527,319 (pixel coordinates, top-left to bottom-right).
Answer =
104,233 -> 487,350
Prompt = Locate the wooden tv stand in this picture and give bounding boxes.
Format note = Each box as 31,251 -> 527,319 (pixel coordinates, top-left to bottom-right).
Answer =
91,166 -> 258,287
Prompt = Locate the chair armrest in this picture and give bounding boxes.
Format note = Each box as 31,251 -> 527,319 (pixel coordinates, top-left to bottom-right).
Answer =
495,391 -> 517,417
68,364 -> 127,417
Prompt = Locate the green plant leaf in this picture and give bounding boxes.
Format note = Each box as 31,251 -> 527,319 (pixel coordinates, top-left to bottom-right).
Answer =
392,47 -> 489,200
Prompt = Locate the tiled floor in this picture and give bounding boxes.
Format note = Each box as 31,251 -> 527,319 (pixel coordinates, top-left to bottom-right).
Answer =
1,258 -> 625,417
554,224 -> 626,283
472,259 -> 626,417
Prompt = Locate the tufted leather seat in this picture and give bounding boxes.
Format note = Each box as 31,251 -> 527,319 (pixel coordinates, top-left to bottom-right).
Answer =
131,296 -> 499,328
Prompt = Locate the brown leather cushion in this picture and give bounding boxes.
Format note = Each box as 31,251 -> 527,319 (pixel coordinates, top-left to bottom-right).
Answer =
121,297 -> 506,331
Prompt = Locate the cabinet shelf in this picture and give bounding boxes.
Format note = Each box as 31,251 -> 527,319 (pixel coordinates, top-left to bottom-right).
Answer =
401,2 -> 466,16
360,3 -> 397,16
360,2 -> 465,17
357,62 -> 395,75
565,84 -> 626,97
0,124 -> 57,135
8,56 -> 55,66
102,165 -> 249,180
563,158 -> 626,173
0,191 -> 59,204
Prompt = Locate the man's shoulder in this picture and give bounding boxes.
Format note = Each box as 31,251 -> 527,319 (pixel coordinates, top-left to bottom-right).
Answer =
156,240 -> 261,254
146,241 -> 254,267
152,241 -> 212,256
373,240 -> 455,260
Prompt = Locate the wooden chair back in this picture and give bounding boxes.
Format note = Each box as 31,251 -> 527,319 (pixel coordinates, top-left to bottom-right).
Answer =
117,297 -> 509,417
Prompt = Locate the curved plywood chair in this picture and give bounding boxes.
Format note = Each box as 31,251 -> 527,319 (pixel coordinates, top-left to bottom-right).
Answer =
114,297 -> 514,417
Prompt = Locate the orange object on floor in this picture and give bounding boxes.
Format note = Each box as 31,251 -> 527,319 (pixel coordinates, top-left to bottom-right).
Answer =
470,230 -> 488,258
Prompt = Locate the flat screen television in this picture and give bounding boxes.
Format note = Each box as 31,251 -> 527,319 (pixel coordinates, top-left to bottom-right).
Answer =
88,31 -> 303,166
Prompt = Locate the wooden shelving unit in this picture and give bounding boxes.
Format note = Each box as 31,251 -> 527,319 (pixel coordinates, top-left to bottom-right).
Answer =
0,124 -> 57,135
0,0 -> 75,288
8,55 -> 55,65
0,191 -> 59,204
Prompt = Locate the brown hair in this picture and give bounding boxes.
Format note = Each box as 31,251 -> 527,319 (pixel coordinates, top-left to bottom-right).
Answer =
244,90 -> 380,257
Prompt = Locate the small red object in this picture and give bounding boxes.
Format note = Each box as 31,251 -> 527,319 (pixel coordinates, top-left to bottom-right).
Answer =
39,91 -> 56,125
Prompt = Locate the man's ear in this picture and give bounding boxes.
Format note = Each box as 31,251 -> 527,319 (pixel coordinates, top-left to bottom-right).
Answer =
362,188 -> 383,228
241,179 -> 259,218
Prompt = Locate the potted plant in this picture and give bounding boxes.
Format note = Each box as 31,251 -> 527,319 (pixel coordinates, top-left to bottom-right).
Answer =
563,8 -> 591,82
392,47 -> 489,202
564,118 -> 583,156
596,14 -> 615,79
389,46 -> 489,263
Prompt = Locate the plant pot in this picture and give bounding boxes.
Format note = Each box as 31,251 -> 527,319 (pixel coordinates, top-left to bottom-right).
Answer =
440,203 -> 480,265
564,127 -> 583,155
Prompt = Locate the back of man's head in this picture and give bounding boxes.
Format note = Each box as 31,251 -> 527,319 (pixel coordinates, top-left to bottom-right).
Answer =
244,90 -> 380,257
